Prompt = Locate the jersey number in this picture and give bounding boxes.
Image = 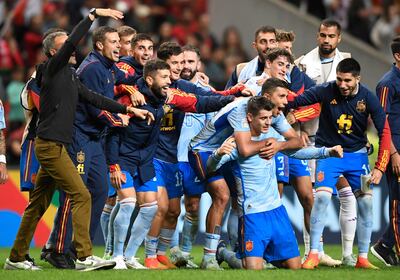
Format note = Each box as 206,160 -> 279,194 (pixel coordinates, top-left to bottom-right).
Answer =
337,114 -> 353,134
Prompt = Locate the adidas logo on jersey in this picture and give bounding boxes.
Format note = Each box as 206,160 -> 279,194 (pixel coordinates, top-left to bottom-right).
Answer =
330,99 -> 337,105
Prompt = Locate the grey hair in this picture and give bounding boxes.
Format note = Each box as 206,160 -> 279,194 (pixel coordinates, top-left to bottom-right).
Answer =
42,31 -> 67,58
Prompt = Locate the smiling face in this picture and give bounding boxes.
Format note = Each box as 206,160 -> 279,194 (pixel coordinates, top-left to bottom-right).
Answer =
132,39 -> 154,66
266,55 -> 290,81
166,53 -> 184,81
336,72 -> 360,96
317,24 -> 341,58
181,50 -> 200,81
263,87 -> 288,116
146,69 -> 171,97
97,32 -> 121,62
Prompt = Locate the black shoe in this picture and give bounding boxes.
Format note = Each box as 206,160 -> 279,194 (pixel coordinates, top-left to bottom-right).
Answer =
45,252 -> 74,269
25,254 -> 37,266
371,242 -> 399,266
40,247 -> 52,261
216,240 -> 227,266
64,251 -> 76,268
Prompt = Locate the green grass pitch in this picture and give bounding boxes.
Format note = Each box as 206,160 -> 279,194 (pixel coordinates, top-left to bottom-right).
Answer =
0,245 -> 398,279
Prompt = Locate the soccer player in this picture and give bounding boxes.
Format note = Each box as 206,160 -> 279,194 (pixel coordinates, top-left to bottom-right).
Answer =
291,58 -> 391,269
189,78 -> 302,269
295,19 -> 352,266
100,28 -> 144,260
169,45 -> 214,268
244,48 -> 318,257
210,96 -> 343,270
371,36 -> 400,266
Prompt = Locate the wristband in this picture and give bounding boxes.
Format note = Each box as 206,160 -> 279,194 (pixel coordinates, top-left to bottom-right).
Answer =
391,151 -> 398,157
0,154 -> 6,164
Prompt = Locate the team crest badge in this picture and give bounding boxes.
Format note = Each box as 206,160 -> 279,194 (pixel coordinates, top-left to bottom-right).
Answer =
77,151 -> 85,164
317,171 -> 324,182
356,100 -> 366,112
245,240 -> 253,252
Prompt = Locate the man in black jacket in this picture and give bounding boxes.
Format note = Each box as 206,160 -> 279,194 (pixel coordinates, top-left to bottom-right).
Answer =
5,8 -> 152,271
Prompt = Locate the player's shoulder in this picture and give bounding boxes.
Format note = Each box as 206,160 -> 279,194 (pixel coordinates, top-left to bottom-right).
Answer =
236,62 -> 248,77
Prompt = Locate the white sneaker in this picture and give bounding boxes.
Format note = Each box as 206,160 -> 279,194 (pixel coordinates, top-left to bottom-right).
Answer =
4,258 -> 41,270
112,255 -> 127,270
319,253 -> 342,267
125,257 -> 147,269
75,255 -> 116,271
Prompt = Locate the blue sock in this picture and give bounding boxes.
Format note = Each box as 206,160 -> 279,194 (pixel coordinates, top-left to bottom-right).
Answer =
356,194 -> 373,255
203,233 -> 220,259
145,235 -> 159,258
170,228 -> 179,249
105,202 -> 120,254
157,228 -> 175,255
227,208 -> 239,251
124,201 -> 158,259
181,213 -> 199,253
310,189 -> 332,251
113,198 -> 135,257
100,204 -> 113,243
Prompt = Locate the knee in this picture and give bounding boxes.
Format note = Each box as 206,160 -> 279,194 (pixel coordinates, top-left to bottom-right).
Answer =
156,201 -> 169,217
186,200 -> 200,213
213,192 -> 230,208
166,206 -> 181,221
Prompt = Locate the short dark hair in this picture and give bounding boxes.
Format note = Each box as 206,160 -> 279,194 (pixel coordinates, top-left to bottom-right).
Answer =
92,26 -> 118,50
336,58 -> 361,76
254,25 -> 276,41
117,25 -> 137,38
276,29 -> 295,43
182,45 -> 200,58
157,41 -> 182,61
261,77 -> 289,96
391,36 -> 400,55
247,96 -> 275,116
143,59 -> 170,78
266,48 -> 294,64
132,33 -> 153,47
319,19 -> 342,34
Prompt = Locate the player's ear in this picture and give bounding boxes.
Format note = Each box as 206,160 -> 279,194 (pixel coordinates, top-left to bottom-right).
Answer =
96,41 -> 103,51
145,75 -> 153,86
246,112 -> 253,123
